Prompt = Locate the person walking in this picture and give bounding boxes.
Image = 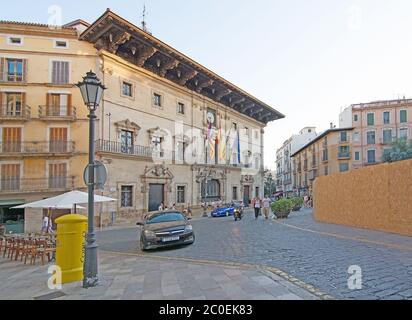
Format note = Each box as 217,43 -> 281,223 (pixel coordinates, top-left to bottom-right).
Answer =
158,202 -> 164,211
262,196 -> 271,220
253,197 -> 262,220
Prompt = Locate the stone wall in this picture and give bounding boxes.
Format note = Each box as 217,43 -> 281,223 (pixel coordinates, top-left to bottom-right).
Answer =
313,159 -> 412,237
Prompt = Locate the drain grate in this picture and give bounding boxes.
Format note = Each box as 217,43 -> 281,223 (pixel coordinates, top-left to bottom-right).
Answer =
33,291 -> 66,300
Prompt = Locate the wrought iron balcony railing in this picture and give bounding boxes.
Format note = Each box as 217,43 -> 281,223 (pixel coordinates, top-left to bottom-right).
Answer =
0,141 -> 75,155
95,140 -> 153,158
0,104 -> 31,120
0,176 -> 76,193
338,152 -> 351,159
38,105 -> 77,119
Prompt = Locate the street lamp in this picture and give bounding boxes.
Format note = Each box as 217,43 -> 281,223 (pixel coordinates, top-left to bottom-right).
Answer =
77,71 -> 106,288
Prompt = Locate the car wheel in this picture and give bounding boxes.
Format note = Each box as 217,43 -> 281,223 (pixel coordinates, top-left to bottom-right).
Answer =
140,238 -> 147,252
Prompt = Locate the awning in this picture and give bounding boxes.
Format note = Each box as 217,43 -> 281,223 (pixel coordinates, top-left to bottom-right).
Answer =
0,200 -> 25,207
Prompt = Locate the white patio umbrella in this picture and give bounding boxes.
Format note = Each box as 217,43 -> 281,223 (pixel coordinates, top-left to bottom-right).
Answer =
12,190 -> 116,210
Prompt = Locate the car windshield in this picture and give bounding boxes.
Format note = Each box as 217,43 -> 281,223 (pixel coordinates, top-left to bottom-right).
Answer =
146,212 -> 185,224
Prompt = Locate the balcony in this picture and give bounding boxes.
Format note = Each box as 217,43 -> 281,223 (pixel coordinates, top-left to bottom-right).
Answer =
96,139 -> 154,159
0,141 -> 75,157
39,105 -> 77,121
0,176 -> 76,194
0,104 -> 31,121
338,152 -> 351,160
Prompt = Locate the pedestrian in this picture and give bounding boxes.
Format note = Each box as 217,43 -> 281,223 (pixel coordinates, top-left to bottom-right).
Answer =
253,197 -> 262,220
41,214 -> 49,234
262,196 -> 271,220
172,203 -> 177,210
303,195 -> 309,208
158,202 -> 164,211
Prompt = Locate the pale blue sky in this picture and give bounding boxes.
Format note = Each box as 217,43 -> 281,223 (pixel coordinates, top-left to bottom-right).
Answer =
3,0 -> 412,169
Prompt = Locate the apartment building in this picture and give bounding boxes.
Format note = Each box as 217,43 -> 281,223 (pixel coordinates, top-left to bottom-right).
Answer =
275,127 -> 317,197
340,99 -> 412,168
0,20 -> 96,232
291,127 -> 354,195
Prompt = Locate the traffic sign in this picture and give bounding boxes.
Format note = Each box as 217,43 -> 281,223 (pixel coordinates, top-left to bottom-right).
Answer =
83,161 -> 108,190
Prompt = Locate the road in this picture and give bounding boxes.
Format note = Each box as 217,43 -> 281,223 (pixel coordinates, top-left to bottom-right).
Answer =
97,209 -> 412,300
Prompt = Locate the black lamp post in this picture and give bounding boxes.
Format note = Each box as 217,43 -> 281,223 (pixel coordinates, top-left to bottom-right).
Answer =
77,71 -> 106,288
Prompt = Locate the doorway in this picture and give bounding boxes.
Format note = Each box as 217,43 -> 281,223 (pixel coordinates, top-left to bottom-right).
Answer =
149,184 -> 164,212
243,186 -> 250,205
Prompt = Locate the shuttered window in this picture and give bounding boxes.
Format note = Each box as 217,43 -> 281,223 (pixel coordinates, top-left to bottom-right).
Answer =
2,127 -> 22,152
51,61 -> 70,84
49,127 -> 68,152
1,164 -> 20,191
49,163 -> 67,189
0,58 -> 27,82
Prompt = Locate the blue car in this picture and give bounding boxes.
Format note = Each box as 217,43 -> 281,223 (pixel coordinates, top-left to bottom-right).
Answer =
211,206 -> 235,218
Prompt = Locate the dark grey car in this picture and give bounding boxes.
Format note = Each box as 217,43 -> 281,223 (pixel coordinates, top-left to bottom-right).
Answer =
137,211 -> 195,251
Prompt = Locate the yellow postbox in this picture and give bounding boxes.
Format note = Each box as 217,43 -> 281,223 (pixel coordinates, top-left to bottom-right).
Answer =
55,214 -> 87,284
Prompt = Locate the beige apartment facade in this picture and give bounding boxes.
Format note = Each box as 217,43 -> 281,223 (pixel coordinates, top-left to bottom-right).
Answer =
340,99 -> 412,169
291,128 -> 354,195
0,21 -> 97,232
82,10 -> 284,225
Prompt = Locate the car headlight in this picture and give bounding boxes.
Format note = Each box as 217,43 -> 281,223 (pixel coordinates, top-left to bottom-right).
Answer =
144,230 -> 156,238
184,225 -> 193,233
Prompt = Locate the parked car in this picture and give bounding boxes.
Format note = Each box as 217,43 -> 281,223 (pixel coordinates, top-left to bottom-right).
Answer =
211,205 -> 235,218
137,211 -> 195,251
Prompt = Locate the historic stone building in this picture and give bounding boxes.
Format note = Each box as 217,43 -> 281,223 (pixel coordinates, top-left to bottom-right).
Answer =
0,9 -> 284,230
81,10 -> 284,225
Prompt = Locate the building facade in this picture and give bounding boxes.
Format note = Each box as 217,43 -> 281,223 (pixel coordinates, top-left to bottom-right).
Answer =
0,20 -> 96,232
291,127 -> 354,195
275,127 -> 317,197
0,10 -> 284,231
340,99 -> 412,168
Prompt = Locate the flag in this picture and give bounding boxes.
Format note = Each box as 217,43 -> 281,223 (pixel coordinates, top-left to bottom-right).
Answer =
218,128 -> 227,161
237,130 -> 241,164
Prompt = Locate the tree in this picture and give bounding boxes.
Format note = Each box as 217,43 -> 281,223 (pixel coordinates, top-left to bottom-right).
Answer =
382,139 -> 412,163
264,171 -> 276,196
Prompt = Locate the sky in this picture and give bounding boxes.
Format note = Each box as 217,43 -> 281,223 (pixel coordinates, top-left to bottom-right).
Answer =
3,0 -> 412,169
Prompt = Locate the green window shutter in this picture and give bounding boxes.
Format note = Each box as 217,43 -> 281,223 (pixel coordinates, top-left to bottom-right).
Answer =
400,110 -> 407,123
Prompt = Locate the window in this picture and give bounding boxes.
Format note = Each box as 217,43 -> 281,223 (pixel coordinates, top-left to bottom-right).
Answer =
367,113 -> 375,126
151,136 -> 163,156
2,58 -> 25,82
400,110 -> 408,123
255,187 -> 260,198
176,141 -> 185,162
177,102 -> 185,115
153,93 -> 162,107
122,82 -> 133,97
49,163 -> 67,189
400,128 -> 408,140
383,129 -> 392,144
51,61 -> 70,84
355,152 -> 360,161
340,131 -> 348,142
255,130 -> 259,139
324,166 -> 329,176
322,149 -> 328,162
353,132 -> 360,142
46,93 -> 70,116
1,164 -> 20,191
354,114 -> 359,122
54,40 -> 68,48
121,130 -> 134,154
49,127 -> 68,152
338,146 -> 350,158
383,112 -> 390,125
121,186 -> 133,207
367,131 -> 376,145
367,150 -> 376,164
177,186 -> 185,204
5,92 -> 23,116
244,127 -> 250,137
232,186 -> 238,200
7,36 -> 23,46
339,163 -> 349,172
232,123 -> 237,131
2,127 -> 22,152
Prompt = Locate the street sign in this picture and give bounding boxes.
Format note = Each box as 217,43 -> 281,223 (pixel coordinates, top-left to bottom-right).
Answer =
83,161 -> 108,190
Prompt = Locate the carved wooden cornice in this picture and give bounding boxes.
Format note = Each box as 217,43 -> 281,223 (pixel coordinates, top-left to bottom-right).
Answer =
80,9 -> 285,125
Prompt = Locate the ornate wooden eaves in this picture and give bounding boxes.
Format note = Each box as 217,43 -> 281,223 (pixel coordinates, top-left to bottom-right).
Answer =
80,9 -> 285,125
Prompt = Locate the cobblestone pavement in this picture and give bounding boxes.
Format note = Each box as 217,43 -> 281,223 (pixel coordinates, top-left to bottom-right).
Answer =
0,252 -> 318,300
98,209 -> 412,300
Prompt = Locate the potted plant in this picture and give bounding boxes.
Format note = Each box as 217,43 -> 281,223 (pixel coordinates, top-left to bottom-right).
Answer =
271,199 -> 294,219
291,197 -> 304,212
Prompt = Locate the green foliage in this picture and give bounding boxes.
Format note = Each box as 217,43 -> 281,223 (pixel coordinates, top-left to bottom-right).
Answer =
382,139 -> 412,163
291,197 -> 304,207
271,198 -> 294,213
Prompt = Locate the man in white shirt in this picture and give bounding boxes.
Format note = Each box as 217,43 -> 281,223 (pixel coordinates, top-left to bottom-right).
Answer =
41,215 -> 49,234
262,196 -> 271,220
